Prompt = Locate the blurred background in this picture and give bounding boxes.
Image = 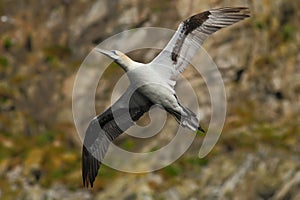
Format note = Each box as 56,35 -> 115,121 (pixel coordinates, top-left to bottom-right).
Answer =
0,0 -> 299,199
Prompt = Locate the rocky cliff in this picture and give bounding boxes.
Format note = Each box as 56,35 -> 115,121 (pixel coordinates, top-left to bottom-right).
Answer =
0,0 -> 299,199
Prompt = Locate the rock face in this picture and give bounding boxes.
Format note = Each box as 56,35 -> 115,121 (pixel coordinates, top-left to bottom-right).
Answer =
0,0 -> 300,199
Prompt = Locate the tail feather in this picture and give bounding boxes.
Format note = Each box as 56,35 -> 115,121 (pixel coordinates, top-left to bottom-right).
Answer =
167,104 -> 205,133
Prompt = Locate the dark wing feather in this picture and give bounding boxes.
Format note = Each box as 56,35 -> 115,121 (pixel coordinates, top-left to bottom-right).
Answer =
82,88 -> 153,187
151,7 -> 250,83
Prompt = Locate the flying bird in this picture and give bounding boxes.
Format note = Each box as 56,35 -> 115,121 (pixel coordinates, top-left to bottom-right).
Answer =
82,7 -> 250,187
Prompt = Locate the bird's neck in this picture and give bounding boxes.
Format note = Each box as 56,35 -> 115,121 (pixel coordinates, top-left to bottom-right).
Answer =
116,55 -> 138,72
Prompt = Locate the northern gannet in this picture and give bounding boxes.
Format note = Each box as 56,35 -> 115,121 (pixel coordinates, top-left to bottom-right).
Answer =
82,7 -> 250,187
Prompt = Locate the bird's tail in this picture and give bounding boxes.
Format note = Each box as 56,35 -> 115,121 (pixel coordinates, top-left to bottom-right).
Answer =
168,104 -> 205,133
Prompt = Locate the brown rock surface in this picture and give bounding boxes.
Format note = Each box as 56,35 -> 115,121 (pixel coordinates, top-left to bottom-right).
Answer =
0,0 -> 299,199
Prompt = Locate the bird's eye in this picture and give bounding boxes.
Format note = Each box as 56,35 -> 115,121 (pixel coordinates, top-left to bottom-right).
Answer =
112,50 -> 118,55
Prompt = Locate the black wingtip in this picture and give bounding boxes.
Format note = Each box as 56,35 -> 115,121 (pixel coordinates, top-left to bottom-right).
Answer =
82,177 -> 94,188
82,173 -> 95,188
82,145 -> 96,188
82,176 -> 94,188
212,7 -> 251,18
90,180 -> 94,188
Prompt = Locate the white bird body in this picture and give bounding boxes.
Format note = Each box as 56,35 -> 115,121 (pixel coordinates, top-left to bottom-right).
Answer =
116,58 -> 180,113
82,7 -> 250,187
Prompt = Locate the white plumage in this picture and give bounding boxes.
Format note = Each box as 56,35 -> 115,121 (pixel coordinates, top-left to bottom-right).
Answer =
82,7 -> 250,187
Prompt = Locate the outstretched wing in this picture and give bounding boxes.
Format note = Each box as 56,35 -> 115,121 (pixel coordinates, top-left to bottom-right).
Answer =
150,7 -> 250,83
82,88 -> 153,187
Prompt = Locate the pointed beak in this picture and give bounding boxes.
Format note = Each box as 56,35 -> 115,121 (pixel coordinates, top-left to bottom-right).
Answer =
94,48 -> 112,57
94,48 -> 118,60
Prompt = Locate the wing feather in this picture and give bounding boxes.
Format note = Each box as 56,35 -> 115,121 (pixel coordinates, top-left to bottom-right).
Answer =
151,7 -> 250,83
82,88 -> 153,187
